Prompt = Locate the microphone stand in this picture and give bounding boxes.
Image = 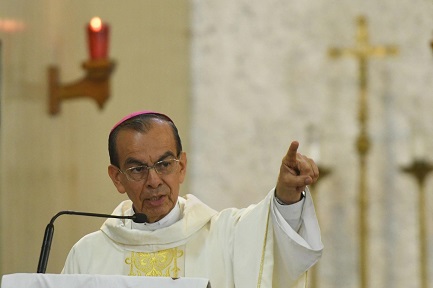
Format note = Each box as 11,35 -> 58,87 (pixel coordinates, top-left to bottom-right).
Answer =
37,210 -> 146,273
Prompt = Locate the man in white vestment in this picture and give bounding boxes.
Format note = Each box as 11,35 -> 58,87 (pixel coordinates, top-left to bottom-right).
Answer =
62,110 -> 324,288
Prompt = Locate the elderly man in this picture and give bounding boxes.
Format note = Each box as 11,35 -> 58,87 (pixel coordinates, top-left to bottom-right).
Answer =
62,111 -> 323,288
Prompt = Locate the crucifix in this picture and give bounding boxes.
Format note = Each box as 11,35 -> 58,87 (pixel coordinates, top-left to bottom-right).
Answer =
328,15 -> 398,288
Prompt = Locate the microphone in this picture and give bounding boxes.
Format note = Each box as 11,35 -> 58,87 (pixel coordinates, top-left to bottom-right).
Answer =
37,210 -> 147,273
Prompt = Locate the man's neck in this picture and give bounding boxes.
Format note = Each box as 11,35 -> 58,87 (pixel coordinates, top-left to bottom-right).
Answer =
131,201 -> 181,231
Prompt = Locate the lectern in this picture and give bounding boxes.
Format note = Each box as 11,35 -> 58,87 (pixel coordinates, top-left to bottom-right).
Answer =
1,273 -> 211,288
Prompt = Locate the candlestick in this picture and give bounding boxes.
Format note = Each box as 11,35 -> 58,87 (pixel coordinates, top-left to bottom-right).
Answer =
87,17 -> 109,60
401,159 -> 433,288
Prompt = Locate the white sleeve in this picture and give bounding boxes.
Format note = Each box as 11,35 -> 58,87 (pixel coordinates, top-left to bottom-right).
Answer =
272,190 -> 305,232
270,187 -> 324,283
271,187 -> 323,249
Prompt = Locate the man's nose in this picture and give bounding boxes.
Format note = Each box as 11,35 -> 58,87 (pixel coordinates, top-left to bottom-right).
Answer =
145,168 -> 162,188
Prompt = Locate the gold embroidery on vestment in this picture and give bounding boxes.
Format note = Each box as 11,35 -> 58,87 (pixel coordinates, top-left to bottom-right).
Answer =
125,248 -> 184,277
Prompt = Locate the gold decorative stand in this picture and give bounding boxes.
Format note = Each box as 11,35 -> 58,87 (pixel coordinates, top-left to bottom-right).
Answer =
401,159 -> 433,288
308,165 -> 331,288
328,15 -> 398,288
48,60 -> 116,115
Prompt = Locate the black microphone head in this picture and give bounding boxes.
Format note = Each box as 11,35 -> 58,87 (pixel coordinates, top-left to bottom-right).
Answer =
133,213 -> 148,223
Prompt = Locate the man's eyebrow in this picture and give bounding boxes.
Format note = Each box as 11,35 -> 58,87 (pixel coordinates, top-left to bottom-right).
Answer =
124,158 -> 146,167
123,151 -> 177,167
156,151 -> 177,162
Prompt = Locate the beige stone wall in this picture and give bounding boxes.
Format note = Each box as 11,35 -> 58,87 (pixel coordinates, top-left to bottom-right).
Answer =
0,1 -> 190,274
190,1 -> 433,287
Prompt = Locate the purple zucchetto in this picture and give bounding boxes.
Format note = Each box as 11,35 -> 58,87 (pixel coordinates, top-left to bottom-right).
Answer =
110,110 -> 173,132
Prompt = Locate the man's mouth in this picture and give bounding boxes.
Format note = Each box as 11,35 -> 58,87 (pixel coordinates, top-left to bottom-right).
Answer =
146,195 -> 166,206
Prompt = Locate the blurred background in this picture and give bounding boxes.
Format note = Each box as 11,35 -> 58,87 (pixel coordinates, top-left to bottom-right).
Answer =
1,1 -> 433,287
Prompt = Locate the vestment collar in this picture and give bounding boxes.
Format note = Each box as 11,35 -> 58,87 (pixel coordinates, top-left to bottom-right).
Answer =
129,201 -> 181,231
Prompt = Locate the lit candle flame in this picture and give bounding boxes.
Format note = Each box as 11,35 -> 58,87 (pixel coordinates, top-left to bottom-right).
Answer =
0,18 -> 25,32
90,17 -> 102,32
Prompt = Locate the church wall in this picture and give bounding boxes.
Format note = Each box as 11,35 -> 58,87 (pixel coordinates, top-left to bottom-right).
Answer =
2,0 -> 433,286
190,1 -> 433,287
0,0 -> 190,274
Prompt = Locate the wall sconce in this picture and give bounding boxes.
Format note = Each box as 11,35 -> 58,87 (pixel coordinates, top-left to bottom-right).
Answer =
48,17 -> 116,115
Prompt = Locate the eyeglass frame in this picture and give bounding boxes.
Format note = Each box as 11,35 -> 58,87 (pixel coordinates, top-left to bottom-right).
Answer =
117,157 -> 181,182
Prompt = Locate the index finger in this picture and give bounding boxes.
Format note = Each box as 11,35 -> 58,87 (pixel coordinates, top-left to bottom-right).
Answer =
286,141 -> 300,163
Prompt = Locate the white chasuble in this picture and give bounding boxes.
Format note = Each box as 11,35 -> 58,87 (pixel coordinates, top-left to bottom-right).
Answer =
63,190 -> 323,288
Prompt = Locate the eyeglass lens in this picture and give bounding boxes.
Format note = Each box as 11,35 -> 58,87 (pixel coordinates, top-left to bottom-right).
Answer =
125,159 -> 179,181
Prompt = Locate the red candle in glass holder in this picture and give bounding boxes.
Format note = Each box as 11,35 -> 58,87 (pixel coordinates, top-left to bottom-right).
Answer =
87,17 -> 109,60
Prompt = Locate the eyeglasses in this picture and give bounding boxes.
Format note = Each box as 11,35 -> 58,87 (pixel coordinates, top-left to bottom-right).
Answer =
118,158 -> 180,182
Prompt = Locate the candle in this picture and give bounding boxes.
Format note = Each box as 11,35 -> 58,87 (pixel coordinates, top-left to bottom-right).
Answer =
87,17 -> 109,60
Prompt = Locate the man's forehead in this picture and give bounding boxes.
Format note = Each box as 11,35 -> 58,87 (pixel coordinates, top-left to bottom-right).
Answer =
116,125 -> 177,158
116,123 -> 174,144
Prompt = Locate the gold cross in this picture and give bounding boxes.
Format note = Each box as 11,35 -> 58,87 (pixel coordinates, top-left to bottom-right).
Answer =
328,15 -> 398,288
329,15 -> 398,93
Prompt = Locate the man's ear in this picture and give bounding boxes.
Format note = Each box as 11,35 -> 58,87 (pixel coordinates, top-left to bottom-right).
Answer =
178,152 -> 187,184
108,165 -> 127,194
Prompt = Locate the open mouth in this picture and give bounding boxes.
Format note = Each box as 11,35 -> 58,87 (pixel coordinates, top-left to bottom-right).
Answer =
146,195 -> 166,206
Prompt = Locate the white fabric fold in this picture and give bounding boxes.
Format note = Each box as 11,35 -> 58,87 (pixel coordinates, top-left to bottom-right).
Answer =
63,190 -> 323,288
